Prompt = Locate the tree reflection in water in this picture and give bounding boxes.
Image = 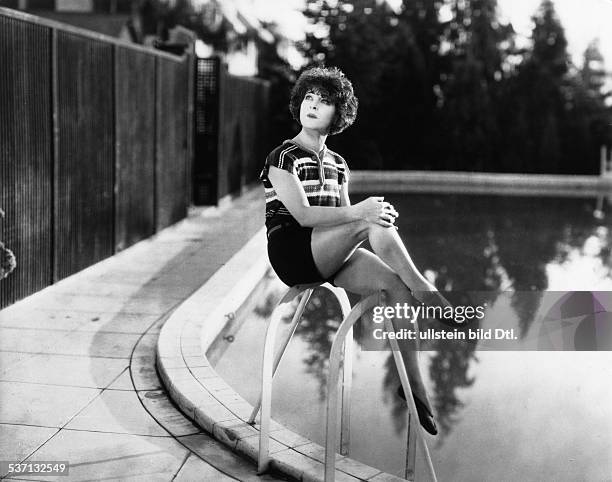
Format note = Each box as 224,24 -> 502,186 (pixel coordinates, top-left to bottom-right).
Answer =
256,193 -> 610,442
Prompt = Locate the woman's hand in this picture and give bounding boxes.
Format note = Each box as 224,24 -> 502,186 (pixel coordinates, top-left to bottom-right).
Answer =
354,196 -> 398,227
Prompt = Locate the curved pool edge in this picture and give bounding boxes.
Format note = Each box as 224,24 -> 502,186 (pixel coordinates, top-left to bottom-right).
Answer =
156,227 -> 402,482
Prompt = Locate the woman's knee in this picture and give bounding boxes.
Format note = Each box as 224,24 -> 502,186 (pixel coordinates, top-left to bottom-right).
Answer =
344,220 -> 371,242
368,222 -> 396,241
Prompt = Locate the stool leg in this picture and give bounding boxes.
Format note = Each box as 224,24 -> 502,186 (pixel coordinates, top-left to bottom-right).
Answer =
248,288 -> 312,424
340,326 -> 353,456
325,292 -> 383,481
383,317 -> 437,482
256,287 -> 312,474
333,287 -> 353,457
405,410 -> 418,480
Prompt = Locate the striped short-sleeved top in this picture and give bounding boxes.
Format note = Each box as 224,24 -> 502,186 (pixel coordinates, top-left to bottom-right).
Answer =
259,140 -> 350,229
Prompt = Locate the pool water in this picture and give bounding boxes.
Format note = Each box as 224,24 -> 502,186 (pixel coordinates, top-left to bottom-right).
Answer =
209,193 -> 612,481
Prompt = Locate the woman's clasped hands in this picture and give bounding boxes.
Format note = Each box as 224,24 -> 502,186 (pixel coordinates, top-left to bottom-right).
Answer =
354,196 -> 399,228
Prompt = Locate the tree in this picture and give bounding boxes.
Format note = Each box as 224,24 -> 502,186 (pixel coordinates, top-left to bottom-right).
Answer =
503,0 -> 569,173
300,0 -> 445,169
581,39 -> 607,100
256,24 -> 297,151
436,0 -> 514,171
296,0 -> 608,174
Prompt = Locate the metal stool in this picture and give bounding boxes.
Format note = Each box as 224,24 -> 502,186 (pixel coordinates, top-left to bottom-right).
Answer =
248,283 -> 437,481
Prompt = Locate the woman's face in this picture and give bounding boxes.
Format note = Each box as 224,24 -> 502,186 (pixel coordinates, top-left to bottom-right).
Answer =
299,90 -> 336,134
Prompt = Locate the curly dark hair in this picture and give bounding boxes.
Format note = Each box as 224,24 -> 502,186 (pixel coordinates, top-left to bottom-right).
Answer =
289,66 -> 358,135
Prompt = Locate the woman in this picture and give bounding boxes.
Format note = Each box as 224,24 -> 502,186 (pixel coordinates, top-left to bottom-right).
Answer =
259,66 -> 446,435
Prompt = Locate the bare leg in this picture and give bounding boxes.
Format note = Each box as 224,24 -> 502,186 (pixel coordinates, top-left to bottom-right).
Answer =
329,248 -> 433,414
367,224 -> 451,308
310,220 -> 370,278
311,220 -> 450,308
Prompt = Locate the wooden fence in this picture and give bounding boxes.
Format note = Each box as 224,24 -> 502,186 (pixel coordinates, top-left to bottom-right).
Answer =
0,8 -> 193,308
193,57 -> 270,205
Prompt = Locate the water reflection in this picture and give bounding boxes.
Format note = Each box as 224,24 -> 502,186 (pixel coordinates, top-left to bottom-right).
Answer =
287,194 -> 611,441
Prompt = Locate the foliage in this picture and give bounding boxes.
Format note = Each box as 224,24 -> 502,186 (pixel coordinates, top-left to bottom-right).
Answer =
256,25 -> 298,151
139,0 -> 231,50
296,0 -> 611,174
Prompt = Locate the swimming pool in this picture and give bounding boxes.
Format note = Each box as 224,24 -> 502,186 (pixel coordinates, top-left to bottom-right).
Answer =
208,193 -> 612,481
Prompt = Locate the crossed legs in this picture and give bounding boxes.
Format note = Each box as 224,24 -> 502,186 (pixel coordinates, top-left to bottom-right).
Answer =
310,220 -> 440,414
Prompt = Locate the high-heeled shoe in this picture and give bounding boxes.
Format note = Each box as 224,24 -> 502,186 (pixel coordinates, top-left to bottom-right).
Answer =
397,385 -> 438,435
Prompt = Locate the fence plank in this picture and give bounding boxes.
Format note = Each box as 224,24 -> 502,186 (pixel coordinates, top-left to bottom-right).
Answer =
193,57 -> 220,205
0,16 -> 53,308
193,58 -> 270,205
114,46 -> 156,251
53,31 -> 115,281
155,56 -> 189,230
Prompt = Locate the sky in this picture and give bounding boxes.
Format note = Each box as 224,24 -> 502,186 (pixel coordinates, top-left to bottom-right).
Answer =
495,0 -> 612,67
253,0 -> 612,70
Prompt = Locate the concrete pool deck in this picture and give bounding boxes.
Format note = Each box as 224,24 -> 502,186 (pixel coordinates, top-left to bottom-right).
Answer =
0,186 -> 287,481
2,170 -> 609,481
154,228 -> 405,482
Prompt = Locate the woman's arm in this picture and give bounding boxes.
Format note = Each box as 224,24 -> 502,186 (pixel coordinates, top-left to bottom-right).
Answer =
268,166 -> 396,228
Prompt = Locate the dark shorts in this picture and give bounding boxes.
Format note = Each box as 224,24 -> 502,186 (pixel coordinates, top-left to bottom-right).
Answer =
267,222 -> 338,287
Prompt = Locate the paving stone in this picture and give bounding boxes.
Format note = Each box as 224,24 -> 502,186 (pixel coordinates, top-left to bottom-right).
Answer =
0,423 -> 58,470
336,456 -> 384,480
22,292 -> 180,316
144,270 -> 217,289
90,270 -> 161,285
23,430 -> 187,481
236,433 -> 289,460
0,351 -> 30,376
159,366 -> 194,383
173,452 -> 235,481
157,336 -> 182,358
194,404 -> 235,433
225,401 -> 256,421
269,449 -> 310,481
76,312 -> 162,334
106,368 -> 134,390
213,420 -> 259,449
181,343 -> 205,357
131,331 -> 159,359
201,376 -> 233,392
293,442 -> 344,464
273,449 -> 361,482
211,386 -> 245,405
138,390 -> 201,437
0,328 -> 145,359
0,188 -> 277,481
179,433 -> 283,482
64,389 -> 168,436
131,357 -> 164,391
0,353 -> 127,388
182,355 -> 210,367
190,389 -> 219,408
49,279 -> 188,301
171,378 -> 210,413
368,473 -> 408,482
0,382 -> 100,427
269,427 -> 312,449
57,331 -> 149,358
0,309 -> 85,331
0,328 -> 70,354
